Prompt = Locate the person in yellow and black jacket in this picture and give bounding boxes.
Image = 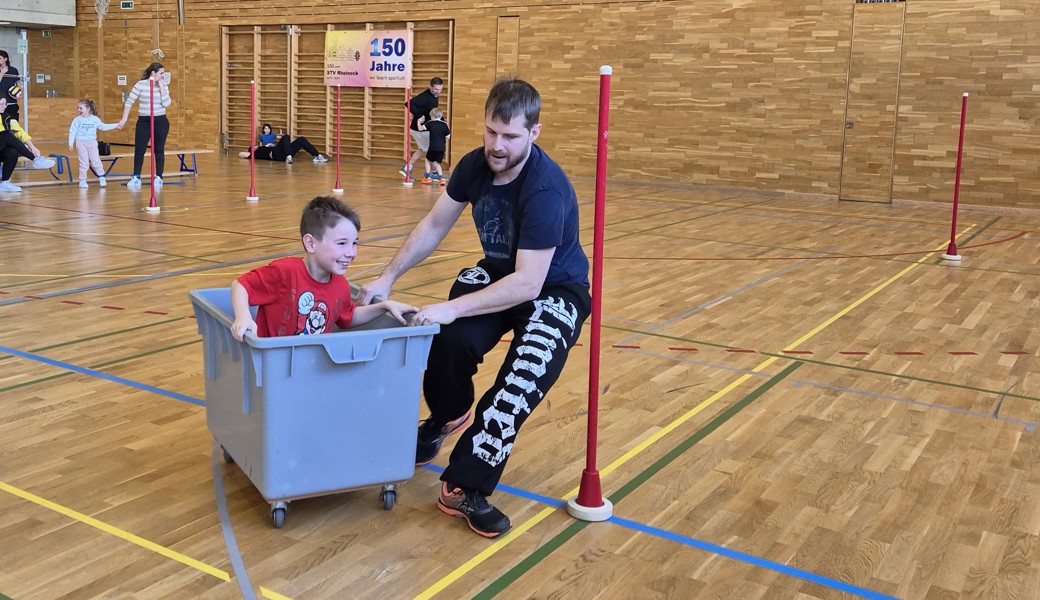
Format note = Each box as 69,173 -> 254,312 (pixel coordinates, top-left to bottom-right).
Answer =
0,97 -> 57,193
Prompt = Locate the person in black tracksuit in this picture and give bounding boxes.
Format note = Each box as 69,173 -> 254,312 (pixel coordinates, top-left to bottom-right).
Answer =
362,78 -> 591,539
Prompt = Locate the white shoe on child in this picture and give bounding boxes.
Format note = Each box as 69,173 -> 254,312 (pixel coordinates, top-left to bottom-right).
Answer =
32,156 -> 57,170
99,177 -> 107,187
313,154 -> 328,163
285,156 -> 294,165
79,180 -> 88,189
127,176 -> 142,189
0,180 -> 23,192
154,176 -> 163,189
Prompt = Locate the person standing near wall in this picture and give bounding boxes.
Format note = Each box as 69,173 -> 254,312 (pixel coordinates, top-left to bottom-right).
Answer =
0,51 -> 22,121
400,77 -> 444,180
117,63 -> 172,190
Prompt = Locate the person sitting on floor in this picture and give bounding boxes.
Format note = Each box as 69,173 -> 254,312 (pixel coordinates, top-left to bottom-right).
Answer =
0,97 -> 57,193
238,124 -> 327,164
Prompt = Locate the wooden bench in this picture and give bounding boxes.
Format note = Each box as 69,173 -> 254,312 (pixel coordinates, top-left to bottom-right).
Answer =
94,149 -> 215,177
19,149 -> 214,187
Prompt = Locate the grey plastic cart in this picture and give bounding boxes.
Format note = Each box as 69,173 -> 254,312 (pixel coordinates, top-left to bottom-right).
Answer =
190,288 -> 438,528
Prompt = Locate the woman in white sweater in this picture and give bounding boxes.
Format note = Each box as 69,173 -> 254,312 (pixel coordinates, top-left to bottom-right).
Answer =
117,63 -> 172,190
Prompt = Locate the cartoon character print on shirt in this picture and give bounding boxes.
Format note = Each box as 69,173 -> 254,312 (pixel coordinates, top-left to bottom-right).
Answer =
294,291 -> 330,335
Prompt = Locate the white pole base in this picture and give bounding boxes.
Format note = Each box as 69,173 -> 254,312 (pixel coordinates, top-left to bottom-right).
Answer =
246,196 -> 259,203
402,181 -> 413,187
566,496 -> 613,522
144,206 -> 160,213
332,188 -> 344,194
941,253 -> 962,261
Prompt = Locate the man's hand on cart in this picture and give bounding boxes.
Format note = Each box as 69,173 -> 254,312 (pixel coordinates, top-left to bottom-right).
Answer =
358,277 -> 392,306
411,301 -> 457,327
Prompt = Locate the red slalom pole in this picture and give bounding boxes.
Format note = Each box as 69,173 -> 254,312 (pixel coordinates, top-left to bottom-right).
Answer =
942,92 -> 969,261
246,80 -> 259,202
144,78 -> 159,212
333,85 -> 343,193
567,66 -> 614,522
402,87 -> 413,187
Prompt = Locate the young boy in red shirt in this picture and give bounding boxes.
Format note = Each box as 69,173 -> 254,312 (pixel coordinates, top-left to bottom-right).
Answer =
231,196 -> 416,340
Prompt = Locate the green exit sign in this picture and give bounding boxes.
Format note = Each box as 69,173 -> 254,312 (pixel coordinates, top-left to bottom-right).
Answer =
119,0 -> 134,8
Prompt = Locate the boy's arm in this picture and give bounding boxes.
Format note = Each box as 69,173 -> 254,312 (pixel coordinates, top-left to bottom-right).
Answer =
351,300 -> 419,327
230,280 -> 258,341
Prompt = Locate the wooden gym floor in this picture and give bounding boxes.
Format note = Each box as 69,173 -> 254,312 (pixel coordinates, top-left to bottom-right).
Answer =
1,153 -> 1039,599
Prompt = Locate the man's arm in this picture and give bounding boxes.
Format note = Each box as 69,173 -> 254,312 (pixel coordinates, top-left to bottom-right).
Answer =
359,192 -> 466,303
412,247 -> 554,326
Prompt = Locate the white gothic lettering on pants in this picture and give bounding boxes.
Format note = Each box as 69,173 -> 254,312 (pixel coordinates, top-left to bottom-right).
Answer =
473,296 -> 575,467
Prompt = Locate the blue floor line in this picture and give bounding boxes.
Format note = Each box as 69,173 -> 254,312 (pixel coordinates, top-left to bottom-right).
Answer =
0,344 -> 204,406
422,465 -> 895,598
609,515 -> 897,600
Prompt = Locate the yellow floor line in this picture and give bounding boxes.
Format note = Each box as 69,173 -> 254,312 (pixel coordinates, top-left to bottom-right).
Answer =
0,480 -> 292,600
414,231 -> 969,599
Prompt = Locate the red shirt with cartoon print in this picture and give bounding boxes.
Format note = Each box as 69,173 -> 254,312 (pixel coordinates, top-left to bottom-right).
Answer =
236,257 -> 356,337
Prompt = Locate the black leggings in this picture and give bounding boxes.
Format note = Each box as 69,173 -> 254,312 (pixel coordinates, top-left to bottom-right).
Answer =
133,115 -> 170,177
271,135 -> 319,161
0,131 -> 34,180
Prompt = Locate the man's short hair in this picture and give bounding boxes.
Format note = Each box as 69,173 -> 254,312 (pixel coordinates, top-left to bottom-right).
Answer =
485,77 -> 540,130
300,196 -> 361,239
430,77 -> 444,87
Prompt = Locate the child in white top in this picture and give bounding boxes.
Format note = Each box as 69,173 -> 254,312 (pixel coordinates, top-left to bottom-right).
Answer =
68,99 -> 119,189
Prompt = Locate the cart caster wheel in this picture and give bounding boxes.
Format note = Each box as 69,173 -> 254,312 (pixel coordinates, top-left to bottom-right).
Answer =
271,506 -> 287,528
381,489 -> 396,510
221,447 -> 233,464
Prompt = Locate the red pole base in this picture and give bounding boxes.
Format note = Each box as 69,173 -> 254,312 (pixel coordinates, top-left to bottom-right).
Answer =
576,469 -> 604,507
567,469 -> 613,522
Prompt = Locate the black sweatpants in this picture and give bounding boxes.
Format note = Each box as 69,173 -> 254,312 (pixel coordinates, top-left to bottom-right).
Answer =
271,135 -> 319,161
428,262 -> 592,497
133,115 -> 170,177
0,131 -> 34,180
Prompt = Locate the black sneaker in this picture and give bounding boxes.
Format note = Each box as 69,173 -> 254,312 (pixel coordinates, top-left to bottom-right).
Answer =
437,482 -> 511,538
416,413 -> 471,466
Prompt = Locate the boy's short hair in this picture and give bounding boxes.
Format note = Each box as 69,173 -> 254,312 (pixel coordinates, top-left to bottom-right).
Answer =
300,196 -> 361,240
430,107 -> 443,120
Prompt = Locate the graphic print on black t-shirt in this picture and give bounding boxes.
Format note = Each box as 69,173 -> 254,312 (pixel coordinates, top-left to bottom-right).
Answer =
474,178 -> 522,261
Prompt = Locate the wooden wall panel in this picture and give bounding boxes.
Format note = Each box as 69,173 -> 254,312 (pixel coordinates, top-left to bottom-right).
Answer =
893,0 -> 1040,208
25,0 -> 1040,208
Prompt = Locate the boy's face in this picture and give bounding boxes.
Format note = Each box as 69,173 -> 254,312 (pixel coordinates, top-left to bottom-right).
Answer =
304,218 -> 358,278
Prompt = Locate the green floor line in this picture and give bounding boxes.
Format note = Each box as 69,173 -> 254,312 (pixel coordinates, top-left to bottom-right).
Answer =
932,216 -> 999,265
473,361 -> 803,599
0,317 -> 187,362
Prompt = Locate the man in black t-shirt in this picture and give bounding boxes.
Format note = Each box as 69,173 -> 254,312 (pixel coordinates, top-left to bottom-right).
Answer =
363,78 -> 590,539
400,77 -> 443,180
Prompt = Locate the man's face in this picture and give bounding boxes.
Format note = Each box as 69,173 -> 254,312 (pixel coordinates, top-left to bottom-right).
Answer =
483,112 -> 540,177
430,84 -> 443,97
